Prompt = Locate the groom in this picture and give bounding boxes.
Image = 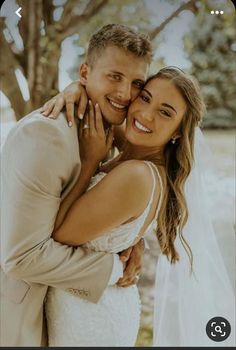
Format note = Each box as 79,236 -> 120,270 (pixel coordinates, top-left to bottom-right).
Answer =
0,24 -> 152,346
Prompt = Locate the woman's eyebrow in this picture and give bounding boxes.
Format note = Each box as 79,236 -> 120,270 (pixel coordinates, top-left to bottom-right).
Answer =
162,103 -> 177,114
142,88 -> 152,98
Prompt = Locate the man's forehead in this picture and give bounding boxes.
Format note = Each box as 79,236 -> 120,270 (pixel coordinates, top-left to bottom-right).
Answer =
94,46 -> 149,79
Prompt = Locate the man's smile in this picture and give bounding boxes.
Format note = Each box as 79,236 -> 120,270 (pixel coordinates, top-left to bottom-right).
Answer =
106,97 -> 128,112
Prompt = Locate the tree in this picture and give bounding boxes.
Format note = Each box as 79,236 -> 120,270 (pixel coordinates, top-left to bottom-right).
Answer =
0,0 -> 112,119
0,0 -> 199,120
185,1 -> 236,128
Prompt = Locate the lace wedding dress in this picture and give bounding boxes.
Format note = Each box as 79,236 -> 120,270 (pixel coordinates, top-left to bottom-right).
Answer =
45,161 -> 163,346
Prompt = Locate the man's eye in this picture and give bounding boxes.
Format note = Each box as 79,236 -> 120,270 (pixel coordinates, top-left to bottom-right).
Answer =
133,81 -> 144,89
110,75 -> 121,81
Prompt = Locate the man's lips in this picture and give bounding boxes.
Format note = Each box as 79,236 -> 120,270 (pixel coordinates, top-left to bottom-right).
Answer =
107,97 -> 128,112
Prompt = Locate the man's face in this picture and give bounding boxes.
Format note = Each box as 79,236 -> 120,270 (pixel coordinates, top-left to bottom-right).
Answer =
80,46 -> 149,125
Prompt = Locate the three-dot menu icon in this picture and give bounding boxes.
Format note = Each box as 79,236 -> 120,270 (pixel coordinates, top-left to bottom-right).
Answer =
210,10 -> 224,14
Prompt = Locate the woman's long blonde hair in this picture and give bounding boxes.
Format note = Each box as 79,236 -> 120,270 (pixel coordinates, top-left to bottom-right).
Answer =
151,67 -> 205,266
123,67 -> 206,267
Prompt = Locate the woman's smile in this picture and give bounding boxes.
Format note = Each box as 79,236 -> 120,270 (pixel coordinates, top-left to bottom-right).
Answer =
132,118 -> 152,134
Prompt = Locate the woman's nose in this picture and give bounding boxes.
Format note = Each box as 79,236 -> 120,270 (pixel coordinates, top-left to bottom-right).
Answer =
140,107 -> 154,122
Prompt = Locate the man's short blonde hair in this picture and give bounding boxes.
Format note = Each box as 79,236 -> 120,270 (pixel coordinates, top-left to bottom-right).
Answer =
86,24 -> 153,66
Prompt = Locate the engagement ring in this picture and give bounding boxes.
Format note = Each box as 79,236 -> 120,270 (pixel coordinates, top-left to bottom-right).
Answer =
83,124 -> 89,129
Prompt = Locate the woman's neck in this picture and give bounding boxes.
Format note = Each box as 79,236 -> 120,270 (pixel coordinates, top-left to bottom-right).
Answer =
100,142 -> 165,174
120,143 -> 165,165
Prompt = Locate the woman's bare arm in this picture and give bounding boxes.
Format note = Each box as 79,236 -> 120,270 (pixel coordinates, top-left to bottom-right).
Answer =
53,160 -> 153,246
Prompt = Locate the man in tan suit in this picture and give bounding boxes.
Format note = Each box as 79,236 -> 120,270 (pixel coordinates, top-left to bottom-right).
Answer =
0,24 -> 152,346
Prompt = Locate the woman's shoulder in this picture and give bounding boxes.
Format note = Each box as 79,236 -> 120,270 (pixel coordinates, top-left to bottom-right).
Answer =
104,160 -> 154,194
113,159 -> 152,177
96,160 -> 158,216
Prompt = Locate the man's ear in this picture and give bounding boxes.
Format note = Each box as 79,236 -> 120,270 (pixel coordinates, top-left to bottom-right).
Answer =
80,63 -> 89,86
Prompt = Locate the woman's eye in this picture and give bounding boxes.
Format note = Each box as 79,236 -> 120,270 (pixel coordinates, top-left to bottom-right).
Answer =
160,110 -> 171,118
140,94 -> 150,103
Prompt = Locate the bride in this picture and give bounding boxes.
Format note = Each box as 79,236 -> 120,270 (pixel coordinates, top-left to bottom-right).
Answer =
43,67 -> 235,346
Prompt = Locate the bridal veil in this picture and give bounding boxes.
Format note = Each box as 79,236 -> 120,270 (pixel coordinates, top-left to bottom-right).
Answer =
153,128 -> 235,346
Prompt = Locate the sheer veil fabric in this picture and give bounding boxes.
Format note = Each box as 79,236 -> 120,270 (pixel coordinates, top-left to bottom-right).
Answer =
153,128 -> 235,346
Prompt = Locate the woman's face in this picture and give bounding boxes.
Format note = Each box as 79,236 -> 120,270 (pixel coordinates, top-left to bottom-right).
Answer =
125,78 -> 187,149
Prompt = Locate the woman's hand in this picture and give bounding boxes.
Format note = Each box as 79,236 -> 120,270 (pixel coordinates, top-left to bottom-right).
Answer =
79,101 -> 114,167
41,81 -> 88,127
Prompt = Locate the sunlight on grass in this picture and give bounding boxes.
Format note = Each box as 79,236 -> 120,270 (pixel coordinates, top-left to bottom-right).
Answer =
135,326 -> 153,347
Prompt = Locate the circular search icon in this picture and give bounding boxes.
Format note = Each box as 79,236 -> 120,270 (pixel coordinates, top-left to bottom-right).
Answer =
206,317 -> 231,342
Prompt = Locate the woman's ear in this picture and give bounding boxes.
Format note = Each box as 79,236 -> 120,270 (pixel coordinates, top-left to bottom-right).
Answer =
172,133 -> 181,141
80,63 -> 89,86
174,134 -> 181,140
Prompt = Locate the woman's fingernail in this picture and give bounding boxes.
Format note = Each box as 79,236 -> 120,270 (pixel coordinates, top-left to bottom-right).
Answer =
68,121 -> 73,127
48,114 -> 55,119
79,114 -> 83,120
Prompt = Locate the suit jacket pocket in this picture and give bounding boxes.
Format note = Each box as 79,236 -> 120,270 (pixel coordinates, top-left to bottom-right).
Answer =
0,268 -> 31,304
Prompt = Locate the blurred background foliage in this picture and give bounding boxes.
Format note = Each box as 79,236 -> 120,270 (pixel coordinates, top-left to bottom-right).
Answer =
1,0 -> 235,128
185,1 -> 236,128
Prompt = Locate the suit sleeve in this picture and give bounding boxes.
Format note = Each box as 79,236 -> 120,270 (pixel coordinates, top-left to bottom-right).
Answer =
1,116 -> 113,302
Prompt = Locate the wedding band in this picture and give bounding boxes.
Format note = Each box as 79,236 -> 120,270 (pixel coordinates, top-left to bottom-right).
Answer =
83,124 -> 89,129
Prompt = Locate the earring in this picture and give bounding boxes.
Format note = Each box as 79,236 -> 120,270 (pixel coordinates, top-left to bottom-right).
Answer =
171,138 -> 176,144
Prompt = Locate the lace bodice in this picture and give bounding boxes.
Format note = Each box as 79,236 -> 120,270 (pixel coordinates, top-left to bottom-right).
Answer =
83,161 -> 163,254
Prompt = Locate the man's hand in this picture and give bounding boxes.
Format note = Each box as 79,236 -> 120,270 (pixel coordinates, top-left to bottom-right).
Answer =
117,238 -> 145,287
41,81 -> 88,127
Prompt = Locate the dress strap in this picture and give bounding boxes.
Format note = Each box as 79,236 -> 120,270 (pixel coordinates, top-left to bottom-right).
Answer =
131,161 -> 164,243
143,161 -> 157,211
144,161 -> 164,221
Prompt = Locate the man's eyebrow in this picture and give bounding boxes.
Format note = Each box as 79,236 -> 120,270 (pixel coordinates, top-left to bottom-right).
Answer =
109,71 -> 145,82
162,103 -> 177,114
109,70 -> 124,76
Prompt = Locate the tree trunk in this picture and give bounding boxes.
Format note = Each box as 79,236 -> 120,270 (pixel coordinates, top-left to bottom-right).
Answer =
0,18 -> 29,120
27,0 -> 43,110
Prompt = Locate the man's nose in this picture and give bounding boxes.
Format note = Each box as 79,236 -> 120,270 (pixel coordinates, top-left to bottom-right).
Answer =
117,82 -> 132,102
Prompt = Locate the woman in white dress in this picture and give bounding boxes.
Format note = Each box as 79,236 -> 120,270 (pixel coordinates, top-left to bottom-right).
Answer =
45,66 -> 205,346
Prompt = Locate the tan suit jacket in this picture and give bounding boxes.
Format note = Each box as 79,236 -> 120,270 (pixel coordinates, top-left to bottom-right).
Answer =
0,110 -> 114,346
